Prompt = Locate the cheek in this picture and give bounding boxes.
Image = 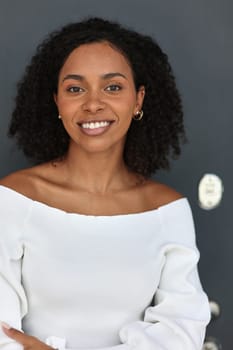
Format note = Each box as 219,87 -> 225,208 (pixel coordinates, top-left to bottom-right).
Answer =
121,99 -> 136,118
116,92 -> 137,112
56,96 -> 78,114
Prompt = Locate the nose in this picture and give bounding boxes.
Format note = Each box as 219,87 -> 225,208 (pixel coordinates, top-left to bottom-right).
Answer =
82,91 -> 105,114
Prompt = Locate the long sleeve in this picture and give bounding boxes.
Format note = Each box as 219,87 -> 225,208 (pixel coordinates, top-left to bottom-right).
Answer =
118,246 -> 209,350
116,200 -> 211,350
0,189 -> 29,350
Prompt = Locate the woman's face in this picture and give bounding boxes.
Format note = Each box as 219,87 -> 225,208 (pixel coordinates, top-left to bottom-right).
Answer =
54,41 -> 145,155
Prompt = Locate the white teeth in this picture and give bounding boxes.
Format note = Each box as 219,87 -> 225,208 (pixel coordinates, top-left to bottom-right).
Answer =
81,121 -> 110,129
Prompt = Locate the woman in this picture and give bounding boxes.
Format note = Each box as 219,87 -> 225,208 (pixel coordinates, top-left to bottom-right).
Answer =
0,17 -> 210,350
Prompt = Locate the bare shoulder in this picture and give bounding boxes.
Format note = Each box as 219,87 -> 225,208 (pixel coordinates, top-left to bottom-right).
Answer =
143,178 -> 184,209
0,163 -> 52,199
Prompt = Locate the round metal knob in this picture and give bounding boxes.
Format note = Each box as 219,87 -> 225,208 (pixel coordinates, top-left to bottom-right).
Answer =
203,337 -> 222,350
209,300 -> 221,321
198,174 -> 223,210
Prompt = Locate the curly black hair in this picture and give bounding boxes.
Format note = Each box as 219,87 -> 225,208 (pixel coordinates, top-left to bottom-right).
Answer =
9,17 -> 186,177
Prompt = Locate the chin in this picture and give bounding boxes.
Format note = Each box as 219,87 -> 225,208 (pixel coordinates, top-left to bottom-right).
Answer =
79,139 -> 124,155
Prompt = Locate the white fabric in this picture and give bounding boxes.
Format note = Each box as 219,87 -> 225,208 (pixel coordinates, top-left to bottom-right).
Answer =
0,185 -> 210,350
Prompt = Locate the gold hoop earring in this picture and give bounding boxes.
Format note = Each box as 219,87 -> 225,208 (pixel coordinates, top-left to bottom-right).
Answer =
133,110 -> 143,121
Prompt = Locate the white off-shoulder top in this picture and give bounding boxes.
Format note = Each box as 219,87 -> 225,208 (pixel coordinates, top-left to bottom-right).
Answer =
0,185 -> 210,350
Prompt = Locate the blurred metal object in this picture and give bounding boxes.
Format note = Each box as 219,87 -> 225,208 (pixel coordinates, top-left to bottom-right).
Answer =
203,337 -> 222,350
209,300 -> 221,321
198,174 -> 223,210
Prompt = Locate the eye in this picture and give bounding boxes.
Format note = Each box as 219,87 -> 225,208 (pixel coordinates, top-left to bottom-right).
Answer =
105,84 -> 122,92
67,86 -> 85,93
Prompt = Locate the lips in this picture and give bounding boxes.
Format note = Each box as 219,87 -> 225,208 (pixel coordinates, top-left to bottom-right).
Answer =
77,119 -> 114,136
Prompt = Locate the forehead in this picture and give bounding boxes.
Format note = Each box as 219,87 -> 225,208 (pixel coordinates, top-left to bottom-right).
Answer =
60,41 -> 133,76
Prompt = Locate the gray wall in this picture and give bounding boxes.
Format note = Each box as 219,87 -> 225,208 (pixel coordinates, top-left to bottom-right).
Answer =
0,0 -> 232,348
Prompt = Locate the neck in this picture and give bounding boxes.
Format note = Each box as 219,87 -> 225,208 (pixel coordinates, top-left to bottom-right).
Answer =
57,143 -> 134,194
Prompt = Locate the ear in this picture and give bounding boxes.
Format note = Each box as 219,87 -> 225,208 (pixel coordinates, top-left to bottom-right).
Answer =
134,86 -> 145,114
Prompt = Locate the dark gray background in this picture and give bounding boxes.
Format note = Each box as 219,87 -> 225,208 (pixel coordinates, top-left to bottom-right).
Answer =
0,0 -> 232,348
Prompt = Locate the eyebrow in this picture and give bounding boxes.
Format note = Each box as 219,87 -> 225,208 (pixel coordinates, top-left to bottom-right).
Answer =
102,72 -> 127,80
62,72 -> 127,82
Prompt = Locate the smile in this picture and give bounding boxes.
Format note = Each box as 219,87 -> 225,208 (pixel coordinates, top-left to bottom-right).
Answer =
81,121 -> 111,129
78,120 -> 114,136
